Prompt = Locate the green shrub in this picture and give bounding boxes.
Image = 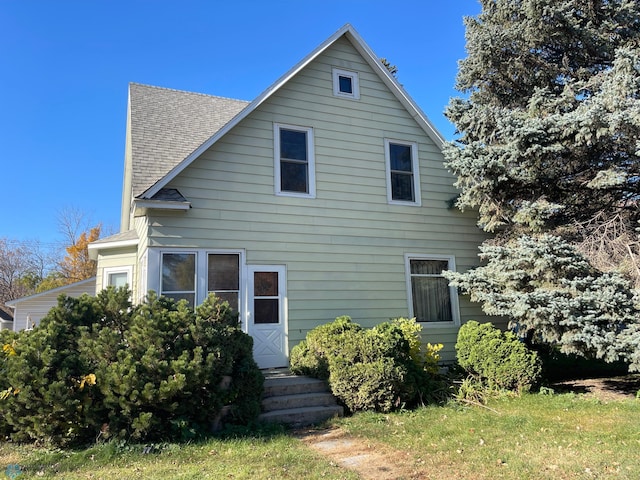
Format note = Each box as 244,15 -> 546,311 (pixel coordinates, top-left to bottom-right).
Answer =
1,328 -> 19,438
291,316 -> 443,413
330,357 -> 407,412
289,316 -> 362,380
456,321 -> 542,392
2,294 -> 104,445
0,289 -> 262,446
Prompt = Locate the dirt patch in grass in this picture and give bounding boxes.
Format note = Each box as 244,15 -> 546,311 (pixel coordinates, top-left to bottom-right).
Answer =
296,427 -> 428,480
552,374 -> 640,401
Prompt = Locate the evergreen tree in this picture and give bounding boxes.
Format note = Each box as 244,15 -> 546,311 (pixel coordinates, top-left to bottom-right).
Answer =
444,0 -> 640,367
445,0 -> 640,234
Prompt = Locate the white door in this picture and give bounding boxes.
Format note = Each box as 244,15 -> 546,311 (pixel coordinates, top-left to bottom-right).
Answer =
247,265 -> 288,369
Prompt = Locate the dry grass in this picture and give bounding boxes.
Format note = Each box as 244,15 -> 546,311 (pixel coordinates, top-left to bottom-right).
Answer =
338,392 -> 640,479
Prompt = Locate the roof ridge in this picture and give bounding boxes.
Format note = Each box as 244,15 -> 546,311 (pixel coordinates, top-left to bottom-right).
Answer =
129,82 -> 249,103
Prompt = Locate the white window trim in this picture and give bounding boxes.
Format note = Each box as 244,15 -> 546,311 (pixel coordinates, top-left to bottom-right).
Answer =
404,253 -> 460,327
385,139 -> 422,206
147,248 -> 246,319
103,265 -> 133,289
159,251 -> 198,303
332,67 -> 360,100
274,123 -> 316,198
205,250 -> 245,314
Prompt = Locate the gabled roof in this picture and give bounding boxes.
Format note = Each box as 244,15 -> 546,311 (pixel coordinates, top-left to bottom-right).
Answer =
129,83 -> 249,198
136,23 -> 445,200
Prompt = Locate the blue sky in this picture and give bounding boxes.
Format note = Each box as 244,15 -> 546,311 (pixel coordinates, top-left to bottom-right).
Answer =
1,0 -> 480,247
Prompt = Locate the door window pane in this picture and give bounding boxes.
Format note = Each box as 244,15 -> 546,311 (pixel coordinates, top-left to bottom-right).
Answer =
254,272 -> 278,296
253,271 -> 279,324
254,299 -> 279,324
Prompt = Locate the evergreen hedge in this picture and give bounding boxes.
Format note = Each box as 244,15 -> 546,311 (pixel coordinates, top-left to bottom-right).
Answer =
0,289 -> 263,445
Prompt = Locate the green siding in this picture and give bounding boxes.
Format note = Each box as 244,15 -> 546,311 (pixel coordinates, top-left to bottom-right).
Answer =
141,36 -> 496,358
95,247 -> 137,294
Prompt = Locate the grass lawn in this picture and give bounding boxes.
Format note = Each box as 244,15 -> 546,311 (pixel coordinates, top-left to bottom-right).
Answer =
1,393 -> 638,479
0,429 -> 358,479
338,392 -> 640,479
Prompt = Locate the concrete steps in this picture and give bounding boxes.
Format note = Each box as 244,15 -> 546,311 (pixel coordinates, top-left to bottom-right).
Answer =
259,370 -> 344,426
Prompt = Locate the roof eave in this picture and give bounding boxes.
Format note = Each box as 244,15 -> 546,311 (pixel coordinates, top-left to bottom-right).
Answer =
87,237 -> 140,260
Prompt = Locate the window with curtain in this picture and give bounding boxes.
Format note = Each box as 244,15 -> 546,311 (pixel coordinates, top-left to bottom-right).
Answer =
408,257 -> 455,323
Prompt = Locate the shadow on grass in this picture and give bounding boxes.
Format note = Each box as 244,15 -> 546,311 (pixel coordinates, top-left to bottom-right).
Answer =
5,421 -> 294,478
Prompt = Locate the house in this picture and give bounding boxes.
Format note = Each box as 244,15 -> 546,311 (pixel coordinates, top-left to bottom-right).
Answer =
0,307 -> 13,331
5,277 -> 96,331
89,24 -> 495,369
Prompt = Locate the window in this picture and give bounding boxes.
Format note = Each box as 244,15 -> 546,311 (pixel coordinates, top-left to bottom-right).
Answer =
405,255 -> 459,325
274,124 -> 315,197
332,68 -> 360,99
253,271 -> 279,324
385,139 -> 421,205
207,253 -> 240,311
103,266 -> 132,289
153,249 -> 244,309
161,252 -> 196,305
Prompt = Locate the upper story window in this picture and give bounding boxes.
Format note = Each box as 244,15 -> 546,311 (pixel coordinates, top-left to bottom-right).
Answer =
385,139 -> 421,206
332,68 -> 360,100
274,123 -> 316,198
405,254 -> 460,326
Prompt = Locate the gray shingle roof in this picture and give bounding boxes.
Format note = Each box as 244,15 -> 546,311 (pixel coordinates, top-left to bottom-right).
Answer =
129,83 -> 249,197
89,228 -> 138,245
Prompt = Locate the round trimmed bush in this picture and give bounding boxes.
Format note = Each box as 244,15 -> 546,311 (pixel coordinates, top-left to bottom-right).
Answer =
456,321 -> 542,392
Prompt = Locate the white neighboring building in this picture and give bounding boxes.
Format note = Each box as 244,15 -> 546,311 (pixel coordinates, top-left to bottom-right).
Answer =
5,277 -> 96,331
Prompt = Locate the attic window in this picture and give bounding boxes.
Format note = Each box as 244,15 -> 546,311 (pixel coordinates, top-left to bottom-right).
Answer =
332,68 -> 360,99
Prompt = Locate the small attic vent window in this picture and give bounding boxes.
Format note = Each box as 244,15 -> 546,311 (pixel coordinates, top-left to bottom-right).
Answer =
339,75 -> 353,94
332,68 -> 360,100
